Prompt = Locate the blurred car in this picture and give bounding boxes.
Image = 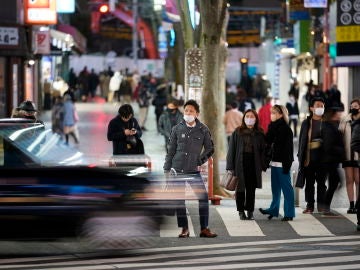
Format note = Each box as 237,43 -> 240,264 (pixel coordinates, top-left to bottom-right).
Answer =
0,118 -> 166,248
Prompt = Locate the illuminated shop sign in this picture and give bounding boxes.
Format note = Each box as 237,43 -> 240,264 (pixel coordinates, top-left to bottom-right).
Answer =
24,0 -> 57,25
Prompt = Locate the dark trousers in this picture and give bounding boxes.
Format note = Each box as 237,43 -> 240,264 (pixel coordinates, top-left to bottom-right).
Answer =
176,173 -> 209,230
324,164 -> 341,210
289,118 -> 298,137
236,153 -> 256,212
304,164 -> 327,209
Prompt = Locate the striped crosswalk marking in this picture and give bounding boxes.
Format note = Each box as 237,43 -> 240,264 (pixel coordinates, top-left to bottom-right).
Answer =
1,236 -> 359,269
287,208 -> 333,236
159,206 -> 356,237
160,209 -> 195,237
216,206 -> 264,236
334,208 -> 357,225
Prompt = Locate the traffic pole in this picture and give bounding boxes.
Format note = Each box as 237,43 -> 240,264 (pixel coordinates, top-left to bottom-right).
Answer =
207,157 -> 221,205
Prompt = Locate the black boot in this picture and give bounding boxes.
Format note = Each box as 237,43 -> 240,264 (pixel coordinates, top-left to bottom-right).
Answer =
259,208 -> 273,220
247,211 -> 254,220
239,211 -> 247,220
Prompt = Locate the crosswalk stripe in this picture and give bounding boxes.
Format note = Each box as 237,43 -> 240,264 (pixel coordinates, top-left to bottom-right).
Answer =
334,208 -> 358,225
160,209 -> 195,237
314,240 -> 360,246
216,206 -> 264,236
144,255 -> 360,270
287,208 -> 333,236
137,235 -> 360,253
1,237 -> 359,269
274,264 -> 360,270
110,250 -> 351,270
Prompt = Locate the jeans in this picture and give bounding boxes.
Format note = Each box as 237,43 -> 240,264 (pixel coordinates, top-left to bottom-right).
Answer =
304,164 -> 327,209
265,166 -> 295,218
176,173 -> 209,230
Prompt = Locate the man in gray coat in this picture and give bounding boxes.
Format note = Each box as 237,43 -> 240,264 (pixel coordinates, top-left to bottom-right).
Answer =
163,99 -> 217,238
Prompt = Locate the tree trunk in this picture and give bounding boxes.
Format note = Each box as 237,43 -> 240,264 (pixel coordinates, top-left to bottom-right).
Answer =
176,0 -> 194,50
200,0 -> 227,196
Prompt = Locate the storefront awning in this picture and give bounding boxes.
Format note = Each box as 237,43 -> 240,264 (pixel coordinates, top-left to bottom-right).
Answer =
57,24 -> 86,54
49,29 -> 74,52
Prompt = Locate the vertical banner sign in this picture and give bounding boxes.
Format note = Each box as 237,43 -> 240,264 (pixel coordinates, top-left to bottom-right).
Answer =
274,53 -> 281,99
34,31 -> 50,54
24,0 -> 57,25
336,0 -> 360,64
185,48 -> 203,106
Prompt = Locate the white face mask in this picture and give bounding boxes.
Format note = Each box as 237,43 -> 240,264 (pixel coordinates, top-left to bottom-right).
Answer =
183,115 -> 195,123
314,107 -> 325,116
244,118 -> 256,126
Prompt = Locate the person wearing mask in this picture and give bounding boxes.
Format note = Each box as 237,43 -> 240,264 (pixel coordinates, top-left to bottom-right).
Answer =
163,99 -> 217,238
158,100 -> 183,152
223,101 -> 243,143
286,94 -> 300,138
259,105 -> 295,221
107,104 -> 143,155
339,99 -> 360,214
297,97 -> 327,214
226,109 -> 266,220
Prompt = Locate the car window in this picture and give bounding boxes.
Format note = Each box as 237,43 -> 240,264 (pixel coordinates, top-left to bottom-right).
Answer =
0,121 -> 86,168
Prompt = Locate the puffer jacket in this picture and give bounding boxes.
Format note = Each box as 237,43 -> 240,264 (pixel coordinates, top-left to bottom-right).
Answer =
163,119 -> 214,173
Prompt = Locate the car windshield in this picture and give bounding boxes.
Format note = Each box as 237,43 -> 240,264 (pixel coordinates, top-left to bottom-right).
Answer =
0,119 -> 86,167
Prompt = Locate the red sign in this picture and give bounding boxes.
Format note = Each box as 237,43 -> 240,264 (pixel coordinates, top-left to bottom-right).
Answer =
34,31 -> 50,54
24,0 -> 57,25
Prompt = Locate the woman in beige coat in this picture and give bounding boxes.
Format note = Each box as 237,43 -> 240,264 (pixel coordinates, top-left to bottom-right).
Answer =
339,98 -> 360,214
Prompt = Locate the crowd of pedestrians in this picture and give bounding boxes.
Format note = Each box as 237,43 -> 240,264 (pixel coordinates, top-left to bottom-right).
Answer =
40,66 -> 360,235
223,76 -> 359,232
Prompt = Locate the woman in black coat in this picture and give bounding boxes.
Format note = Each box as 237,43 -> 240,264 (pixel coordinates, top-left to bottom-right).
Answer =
259,105 -> 295,221
226,109 -> 266,220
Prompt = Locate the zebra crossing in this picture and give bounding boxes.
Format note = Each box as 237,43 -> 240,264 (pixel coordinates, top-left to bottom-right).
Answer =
1,235 -> 359,269
160,204 -> 358,238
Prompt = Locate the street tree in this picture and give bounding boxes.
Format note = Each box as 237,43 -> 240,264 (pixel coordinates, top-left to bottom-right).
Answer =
177,0 -> 228,196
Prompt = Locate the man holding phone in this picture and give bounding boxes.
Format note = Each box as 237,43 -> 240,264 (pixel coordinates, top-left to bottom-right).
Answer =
107,104 -> 143,154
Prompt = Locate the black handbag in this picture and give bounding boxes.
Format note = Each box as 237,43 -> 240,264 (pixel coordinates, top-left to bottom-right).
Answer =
295,167 -> 305,188
220,171 -> 238,191
126,135 -> 137,147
